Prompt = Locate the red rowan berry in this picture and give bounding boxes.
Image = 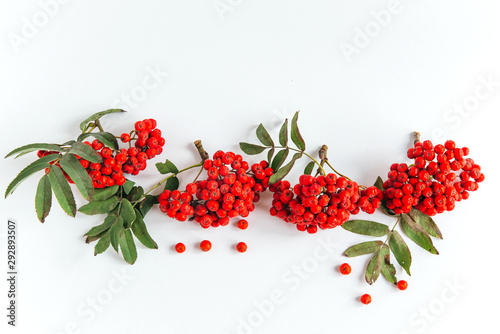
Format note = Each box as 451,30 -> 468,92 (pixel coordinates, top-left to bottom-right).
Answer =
339,263 -> 351,275
101,147 -> 112,158
135,121 -> 145,131
120,133 -> 130,143
397,280 -> 408,290
360,294 -> 371,305
92,139 -> 103,151
175,243 -> 186,253
200,240 -> 212,252
236,242 -> 247,253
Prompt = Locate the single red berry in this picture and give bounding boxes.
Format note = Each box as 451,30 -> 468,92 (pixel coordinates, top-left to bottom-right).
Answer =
339,263 -> 351,275
237,219 -> 248,230
149,118 -> 157,129
397,280 -> 408,290
92,139 -> 103,151
200,240 -> 212,252
143,119 -> 152,131
135,121 -> 146,131
101,147 -> 112,158
360,294 -> 372,305
137,152 -> 148,163
236,242 -> 247,253
444,140 -> 456,150
175,243 -> 186,253
120,133 -> 131,143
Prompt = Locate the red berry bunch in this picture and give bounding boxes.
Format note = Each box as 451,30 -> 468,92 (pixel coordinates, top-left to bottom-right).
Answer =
83,119 -> 165,188
37,119 -> 165,189
269,174 -> 382,233
383,139 -> 484,216
157,151 -> 273,228
119,118 -> 166,176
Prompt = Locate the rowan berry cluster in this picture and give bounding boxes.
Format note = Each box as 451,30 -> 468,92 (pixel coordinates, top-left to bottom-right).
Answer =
84,119 -> 165,188
269,173 -> 383,233
157,151 -> 273,228
38,119 -> 165,189
382,139 -> 484,216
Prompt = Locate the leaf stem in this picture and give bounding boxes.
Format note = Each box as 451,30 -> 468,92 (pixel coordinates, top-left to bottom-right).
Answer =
324,160 -> 351,181
380,215 -> 401,250
193,166 -> 204,183
94,119 -> 104,132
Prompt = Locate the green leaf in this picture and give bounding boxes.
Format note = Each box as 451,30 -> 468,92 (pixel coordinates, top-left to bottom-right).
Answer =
94,230 -> 111,255
380,244 -> 397,284
61,140 -> 76,146
127,186 -> 144,202
401,214 -> 439,255
374,176 -> 384,191
267,147 -> 275,164
304,161 -> 315,175
290,111 -> 305,151
48,165 -> 76,217
239,142 -> 267,155
132,209 -> 158,249
365,249 -> 382,285
155,160 -> 179,174
139,195 -> 158,216
164,176 -> 179,191
78,196 -> 119,215
92,185 -> 119,201
122,180 -> 135,195
389,230 -> 412,276
279,119 -> 288,147
35,174 -> 52,223
120,199 -> 136,229
5,143 -> 64,159
341,220 -> 389,237
77,132 -> 119,150
84,214 -> 118,237
79,109 -> 125,131
256,123 -> 274,147
119,229 -> 137,265
109,217 -> 124,252
408,208 -> 443,239
270,149 -> 289,172
5,153 -> 60,198
344,240 -> 384,257
85,230 -> 107,243
269,152 -> 302,184
59,153 -> 94,200
304,162 -> 317,177
68,141 -> 102,163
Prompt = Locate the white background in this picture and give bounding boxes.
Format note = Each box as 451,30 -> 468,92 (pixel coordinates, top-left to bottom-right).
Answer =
1,1 -> 499,333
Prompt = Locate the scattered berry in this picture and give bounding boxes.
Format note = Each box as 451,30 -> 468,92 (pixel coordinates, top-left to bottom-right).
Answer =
236,242 -> 247,253
339,263 -> 351,275
360,294 -> 372,305
175,243 -> 186,253
397,280 -> 408,290
200,240 -> 212,252
237,219 -> 249,230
